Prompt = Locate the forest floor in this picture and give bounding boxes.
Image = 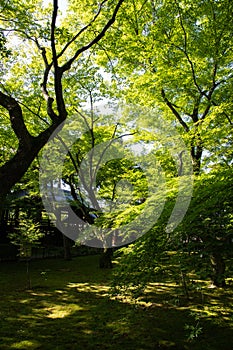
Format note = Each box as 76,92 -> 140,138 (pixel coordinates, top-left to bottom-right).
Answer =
0,255 -> 232,350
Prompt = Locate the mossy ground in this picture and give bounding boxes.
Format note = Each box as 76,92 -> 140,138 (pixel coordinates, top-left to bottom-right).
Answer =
0,255 -> 232,349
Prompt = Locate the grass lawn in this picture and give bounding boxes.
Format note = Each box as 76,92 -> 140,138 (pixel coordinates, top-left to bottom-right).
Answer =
0,255 -> 232,349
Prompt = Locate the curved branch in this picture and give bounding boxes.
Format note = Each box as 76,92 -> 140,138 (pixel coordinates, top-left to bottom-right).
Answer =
174,1 -> 204,96
93,130 -> 137,181
161,89 -> 189,132
61,0 -> 125,73
56,0 -> 108,60
36,41 -> 58,122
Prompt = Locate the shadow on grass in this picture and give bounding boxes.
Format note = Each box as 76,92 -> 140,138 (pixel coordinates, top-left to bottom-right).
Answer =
0,256 -> 232,350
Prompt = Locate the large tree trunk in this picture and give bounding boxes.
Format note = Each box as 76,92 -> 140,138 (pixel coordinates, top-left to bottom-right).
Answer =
0,125 -> 64,200
0,91 -> 64,199
210,252 -> 226,287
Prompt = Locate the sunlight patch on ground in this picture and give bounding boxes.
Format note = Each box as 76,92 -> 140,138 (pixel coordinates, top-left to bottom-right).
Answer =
190,304 -> 233,321
145,282 -> 179,293
110,293 -> 155,309
30,292 -> 53,297
67,282 -> 109,295
46,303 -> 82,319
82,329 -> 94,335
10,340 -> 41,349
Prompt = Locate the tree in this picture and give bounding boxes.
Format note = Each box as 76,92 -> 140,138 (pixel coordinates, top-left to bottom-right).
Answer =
97,0 -> 233,174
0,0 -> 124,215
91,0 -> 233,289
177,167 -> 233,287
8,214 -> 44,289
111,165 -> 233,294
41,99 -> 145,266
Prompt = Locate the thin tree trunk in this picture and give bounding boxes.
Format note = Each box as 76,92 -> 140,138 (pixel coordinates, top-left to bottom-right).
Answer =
63,234 -> 72,260
99,247 -> 113,268
26,259 -> 32,289
0,195 -> 6,224
210,252 -> 226,287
